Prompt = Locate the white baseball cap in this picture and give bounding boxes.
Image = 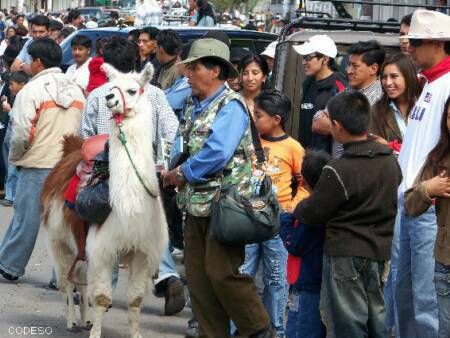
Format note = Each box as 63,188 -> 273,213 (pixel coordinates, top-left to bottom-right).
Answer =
261,41 -> 278,59
401,9 -> 450,40
293,35 -> 338,58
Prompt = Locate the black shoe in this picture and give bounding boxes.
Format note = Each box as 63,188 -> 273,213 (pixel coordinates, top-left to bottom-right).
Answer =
0,199 -> 13,207
0,267 -> 18,281
185,318 -> 199,338
164,276 -> 185,315
249,325 -> 276,338
153,278 -> 167,298
47,280 -> 58,291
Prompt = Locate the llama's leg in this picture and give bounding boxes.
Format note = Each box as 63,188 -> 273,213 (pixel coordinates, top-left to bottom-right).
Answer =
78,283 -> 91,330
63,282 -> 80,332
88,245 -> 115,338
128,250 -> 150,338
49,237 -> 79,331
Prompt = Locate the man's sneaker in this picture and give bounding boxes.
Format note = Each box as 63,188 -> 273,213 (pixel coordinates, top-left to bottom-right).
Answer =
0,267 -> 18,281
0,199 -> 13,207
164,276 -> 185,315
171,247 -> 184,257
185,318 -> 199,338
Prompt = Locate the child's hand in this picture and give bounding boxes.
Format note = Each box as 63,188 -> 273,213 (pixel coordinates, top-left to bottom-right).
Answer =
425,171 -> 450,198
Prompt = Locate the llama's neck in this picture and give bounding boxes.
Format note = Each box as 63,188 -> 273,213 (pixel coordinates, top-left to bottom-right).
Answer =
108,98 -> 158,218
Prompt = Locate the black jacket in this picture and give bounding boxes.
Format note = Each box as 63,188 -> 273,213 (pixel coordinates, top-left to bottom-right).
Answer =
294,138 -> 402,261
298,72 -> 347,153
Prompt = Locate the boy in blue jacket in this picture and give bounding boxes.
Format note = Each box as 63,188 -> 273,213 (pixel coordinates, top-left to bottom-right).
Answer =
280,149 -> 330,338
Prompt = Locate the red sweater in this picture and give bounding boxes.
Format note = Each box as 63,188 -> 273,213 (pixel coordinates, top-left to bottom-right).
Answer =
86,56 -> 108,93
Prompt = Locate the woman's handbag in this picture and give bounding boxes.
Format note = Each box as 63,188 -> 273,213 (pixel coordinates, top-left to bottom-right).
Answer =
209,116 -> 281,246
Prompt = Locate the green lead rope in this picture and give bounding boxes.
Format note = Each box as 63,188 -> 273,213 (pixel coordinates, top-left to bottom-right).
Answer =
117,126 -> 158,198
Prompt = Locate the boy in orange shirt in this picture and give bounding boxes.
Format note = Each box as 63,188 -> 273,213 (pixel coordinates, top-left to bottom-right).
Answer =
239,91 -> 308,337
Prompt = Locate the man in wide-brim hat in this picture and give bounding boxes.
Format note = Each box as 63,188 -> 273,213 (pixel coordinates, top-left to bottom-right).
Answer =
389,9 -> 450,338
162,38 -> 274,337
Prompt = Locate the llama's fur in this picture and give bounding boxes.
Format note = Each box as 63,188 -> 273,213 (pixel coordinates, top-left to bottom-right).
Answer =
41,63 -> 168,338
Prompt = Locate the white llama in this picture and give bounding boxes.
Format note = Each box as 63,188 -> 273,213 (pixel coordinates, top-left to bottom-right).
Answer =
41,63 -> 168,338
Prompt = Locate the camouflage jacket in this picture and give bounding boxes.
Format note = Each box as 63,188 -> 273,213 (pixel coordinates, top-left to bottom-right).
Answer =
177,87 -> 254,217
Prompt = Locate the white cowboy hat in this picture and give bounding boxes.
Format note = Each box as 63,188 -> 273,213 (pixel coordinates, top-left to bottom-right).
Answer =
293,35 -> 338,58
403,10 -> 450,40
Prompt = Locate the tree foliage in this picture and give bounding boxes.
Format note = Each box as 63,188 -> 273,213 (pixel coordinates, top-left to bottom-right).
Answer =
210,0 -> 259,13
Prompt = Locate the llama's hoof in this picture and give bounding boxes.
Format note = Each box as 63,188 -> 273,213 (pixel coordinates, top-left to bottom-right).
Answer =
66,323 -> 82,332
131,333 -> 143,338
81,321 -> 93,331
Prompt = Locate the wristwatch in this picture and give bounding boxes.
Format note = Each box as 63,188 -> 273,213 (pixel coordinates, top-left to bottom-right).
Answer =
176,166 -> 185,182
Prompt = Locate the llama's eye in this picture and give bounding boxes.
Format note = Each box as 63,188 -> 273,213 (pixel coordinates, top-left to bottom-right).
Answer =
127,89 -> 137,95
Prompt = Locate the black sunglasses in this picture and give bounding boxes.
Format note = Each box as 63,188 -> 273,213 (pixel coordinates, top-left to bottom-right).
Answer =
409,39 -> 423,48
303,53 -> 319,61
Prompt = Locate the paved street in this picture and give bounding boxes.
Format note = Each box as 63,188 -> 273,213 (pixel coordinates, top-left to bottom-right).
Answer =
0,205 -> 190,338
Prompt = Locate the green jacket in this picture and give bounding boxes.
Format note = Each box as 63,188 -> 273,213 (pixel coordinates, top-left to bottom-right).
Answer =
177,87 -> 254,217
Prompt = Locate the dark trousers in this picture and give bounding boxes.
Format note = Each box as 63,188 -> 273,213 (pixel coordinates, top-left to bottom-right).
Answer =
320,256 -> 388,338
184,214 -> 269,338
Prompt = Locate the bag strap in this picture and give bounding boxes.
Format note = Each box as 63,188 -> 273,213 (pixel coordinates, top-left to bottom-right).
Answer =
181,89 -> 230,148
249,114 -> 265,164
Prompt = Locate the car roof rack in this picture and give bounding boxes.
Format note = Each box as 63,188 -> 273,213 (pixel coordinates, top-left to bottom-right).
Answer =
299,0 -> 450,20
280,16 -> 400,40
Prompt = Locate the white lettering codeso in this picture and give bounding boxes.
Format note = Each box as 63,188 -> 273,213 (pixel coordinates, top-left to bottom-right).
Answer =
8,327 -> 53,335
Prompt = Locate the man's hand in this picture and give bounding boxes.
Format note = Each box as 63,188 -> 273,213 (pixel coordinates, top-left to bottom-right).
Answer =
371,134 -> 389,145
1,96 -> 11,113
312,111 -> 331,135
20,63 -> 32,75
425,171 -> 450,198
161,166 -> 186,189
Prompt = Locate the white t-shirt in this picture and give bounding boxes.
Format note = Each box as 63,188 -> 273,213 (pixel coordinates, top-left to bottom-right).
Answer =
65,58 -> 91,91
398,71 -> 450,195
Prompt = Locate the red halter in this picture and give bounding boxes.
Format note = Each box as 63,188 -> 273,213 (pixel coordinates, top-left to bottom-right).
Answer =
110,85 -> 145,126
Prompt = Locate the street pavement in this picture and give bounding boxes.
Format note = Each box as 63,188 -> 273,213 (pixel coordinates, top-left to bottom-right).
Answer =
0,205 -> 190,338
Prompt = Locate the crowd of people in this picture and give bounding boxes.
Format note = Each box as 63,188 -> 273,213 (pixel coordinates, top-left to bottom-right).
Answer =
0,5 -> 449,338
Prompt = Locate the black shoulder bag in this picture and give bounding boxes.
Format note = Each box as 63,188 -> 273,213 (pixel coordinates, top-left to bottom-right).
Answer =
209,116 -> 281,246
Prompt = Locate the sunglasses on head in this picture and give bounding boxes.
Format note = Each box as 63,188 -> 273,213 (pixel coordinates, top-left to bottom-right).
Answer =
409,39 -> 424,48
303,53 -> 320,61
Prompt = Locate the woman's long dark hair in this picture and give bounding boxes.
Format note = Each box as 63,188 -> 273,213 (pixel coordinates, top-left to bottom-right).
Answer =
373,53 -> 420,129
423,96 -> 450,177
239,53 -> 269,92
197,0 -> 216,25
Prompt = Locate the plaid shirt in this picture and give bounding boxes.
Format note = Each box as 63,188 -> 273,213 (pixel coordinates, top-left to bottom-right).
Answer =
79,82 -> 179,147
360,80 -> 383,106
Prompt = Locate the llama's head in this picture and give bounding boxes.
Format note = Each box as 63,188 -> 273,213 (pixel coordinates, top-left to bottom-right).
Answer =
102,63 -> 154,119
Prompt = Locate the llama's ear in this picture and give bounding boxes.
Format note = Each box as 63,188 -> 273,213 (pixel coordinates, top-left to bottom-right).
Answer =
101,63 -> 121,81
139,62 -> 154,87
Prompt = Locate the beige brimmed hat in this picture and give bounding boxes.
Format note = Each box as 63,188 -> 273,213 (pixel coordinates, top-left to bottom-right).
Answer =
403,9 -> 450,40
178,38 -> 238,78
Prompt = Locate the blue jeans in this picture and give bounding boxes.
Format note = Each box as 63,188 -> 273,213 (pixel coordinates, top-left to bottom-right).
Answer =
0,168 -> 50,277
155,244 -> 179,285
2,128 -> 18,201
286,289 -> 325,338
320,256 -> 387,338
394,205 -> 438,338
240,235 -> 288,337
384,210 -> 401,332
435,261 -> 450,338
